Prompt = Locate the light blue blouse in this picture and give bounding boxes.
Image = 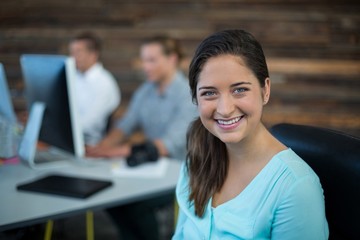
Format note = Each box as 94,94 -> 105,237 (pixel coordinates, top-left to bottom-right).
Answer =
173,149 -> 329,240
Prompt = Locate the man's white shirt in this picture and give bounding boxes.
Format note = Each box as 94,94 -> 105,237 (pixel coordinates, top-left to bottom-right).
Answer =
75,63 -> 120,145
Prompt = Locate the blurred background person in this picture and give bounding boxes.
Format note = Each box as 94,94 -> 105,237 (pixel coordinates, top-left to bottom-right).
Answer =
87,35 -> 197,161
69,32 -> 120,146
88,35 -> 197,240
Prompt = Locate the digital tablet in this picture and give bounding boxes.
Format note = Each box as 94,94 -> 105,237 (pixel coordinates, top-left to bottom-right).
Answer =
17,174 -> 113,199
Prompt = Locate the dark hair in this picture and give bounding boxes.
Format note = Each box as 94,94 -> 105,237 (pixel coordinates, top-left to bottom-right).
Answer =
186,29 -> 269,217
72,32 -> 101,53
142,35 -> 184,63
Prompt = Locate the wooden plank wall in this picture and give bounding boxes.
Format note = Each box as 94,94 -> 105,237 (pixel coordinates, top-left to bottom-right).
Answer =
0,0 -> 359,136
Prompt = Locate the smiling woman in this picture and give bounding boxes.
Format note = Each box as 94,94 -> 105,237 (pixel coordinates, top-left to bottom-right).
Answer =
173,30 -> 329,240
197,55 -> 269,144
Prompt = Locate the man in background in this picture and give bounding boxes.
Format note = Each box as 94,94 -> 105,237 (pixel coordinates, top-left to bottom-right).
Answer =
87,35 -> 196,162
87,36 -> 197,240
69,32 -> 120,145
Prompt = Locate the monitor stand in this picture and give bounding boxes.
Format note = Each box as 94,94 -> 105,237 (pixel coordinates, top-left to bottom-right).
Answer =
18,102 -> 71,169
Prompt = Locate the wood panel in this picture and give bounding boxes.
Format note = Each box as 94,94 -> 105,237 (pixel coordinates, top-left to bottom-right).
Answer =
0,0 -> 359,136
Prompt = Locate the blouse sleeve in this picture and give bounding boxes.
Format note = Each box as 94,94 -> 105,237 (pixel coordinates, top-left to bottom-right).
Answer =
172,205 -> 187,240
172,162 -> 190,239
271,175 -> 329,240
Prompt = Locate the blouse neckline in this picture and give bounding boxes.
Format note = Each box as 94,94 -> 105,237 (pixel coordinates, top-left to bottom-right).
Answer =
209,148 -> 291,212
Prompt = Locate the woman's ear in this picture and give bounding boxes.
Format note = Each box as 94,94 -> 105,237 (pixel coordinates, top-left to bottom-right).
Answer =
262,78 -> 271,105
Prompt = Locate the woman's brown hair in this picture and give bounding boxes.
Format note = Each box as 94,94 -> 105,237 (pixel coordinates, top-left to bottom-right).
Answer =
186,29 -> 269,217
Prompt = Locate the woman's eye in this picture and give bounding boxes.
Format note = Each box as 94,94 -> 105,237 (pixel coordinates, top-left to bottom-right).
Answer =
233,88 -> 248,94
201,91 -> 216,97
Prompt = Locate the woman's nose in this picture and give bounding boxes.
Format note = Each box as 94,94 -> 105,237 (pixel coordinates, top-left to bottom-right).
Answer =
216,94 -> 235,118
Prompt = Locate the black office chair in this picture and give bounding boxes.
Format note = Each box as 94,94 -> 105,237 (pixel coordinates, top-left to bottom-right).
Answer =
270,123 -> 360,240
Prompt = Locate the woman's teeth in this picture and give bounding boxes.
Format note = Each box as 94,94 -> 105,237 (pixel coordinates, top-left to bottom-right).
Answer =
217,116 -> 241,125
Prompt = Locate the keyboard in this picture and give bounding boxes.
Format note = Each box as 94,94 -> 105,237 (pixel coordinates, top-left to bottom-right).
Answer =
35,150 -> 68,163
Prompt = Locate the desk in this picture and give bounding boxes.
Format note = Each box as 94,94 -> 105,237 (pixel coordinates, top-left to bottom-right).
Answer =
0,158 -> 181,231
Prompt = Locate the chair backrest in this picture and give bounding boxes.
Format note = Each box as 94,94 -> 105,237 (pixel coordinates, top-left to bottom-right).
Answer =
270,123 -> 360,240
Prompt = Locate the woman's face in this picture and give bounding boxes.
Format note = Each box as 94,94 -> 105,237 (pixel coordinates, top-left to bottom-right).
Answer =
196,54 -> 270,145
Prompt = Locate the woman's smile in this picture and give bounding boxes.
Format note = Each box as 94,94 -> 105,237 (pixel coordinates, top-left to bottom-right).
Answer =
215,115 -> 245,130
197,54 -> 269,144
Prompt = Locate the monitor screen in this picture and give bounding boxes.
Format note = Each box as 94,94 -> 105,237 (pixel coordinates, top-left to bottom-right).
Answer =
20,55 -> 84,157
0,63 -> 17,123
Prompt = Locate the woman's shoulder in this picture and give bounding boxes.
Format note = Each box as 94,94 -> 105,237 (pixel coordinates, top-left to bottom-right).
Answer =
176,162 -> 189,194
175,162 -> 194,210
266,148 -> 323,202
273,149 -> 319,181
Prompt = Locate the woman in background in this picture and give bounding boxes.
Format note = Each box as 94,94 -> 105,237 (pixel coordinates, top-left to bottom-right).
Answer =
173,29 -> 329,239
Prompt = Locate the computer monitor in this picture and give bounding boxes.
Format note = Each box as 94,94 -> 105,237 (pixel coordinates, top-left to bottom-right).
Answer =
20,54 -> 84,159
0,63 -> 17,123
0,63 -> 21,158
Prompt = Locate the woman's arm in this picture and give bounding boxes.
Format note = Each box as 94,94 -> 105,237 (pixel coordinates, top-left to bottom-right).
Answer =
271,176 -> 329,240
172,204 -> 187,240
